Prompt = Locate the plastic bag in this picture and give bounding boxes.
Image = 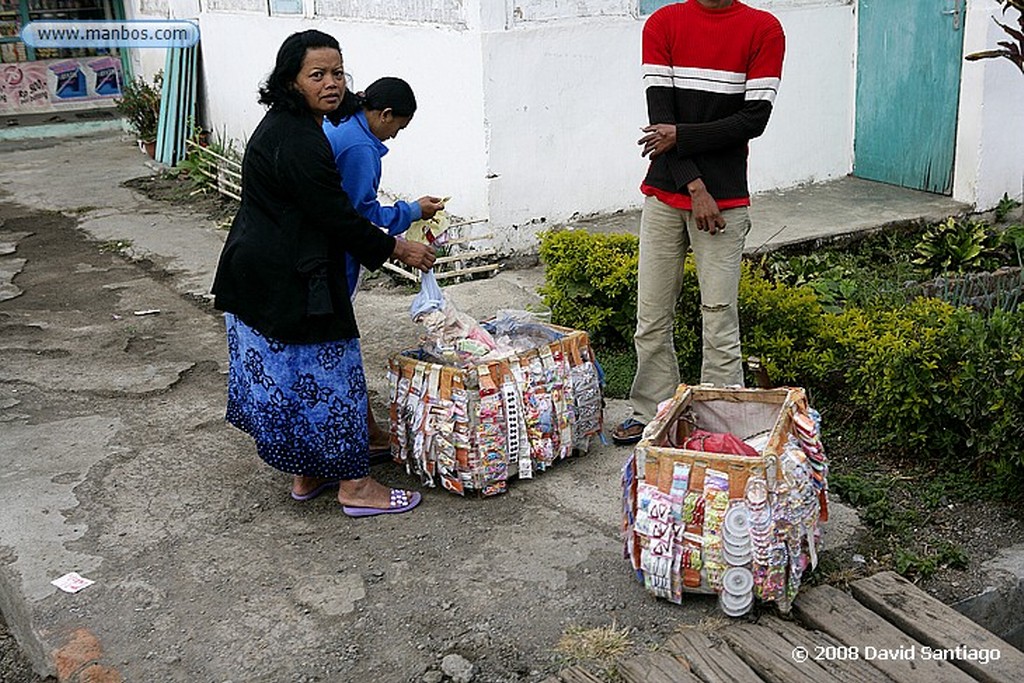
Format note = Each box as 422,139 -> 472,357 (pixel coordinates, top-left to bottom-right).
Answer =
409,271 -> 497,366
410,269 -> 445,321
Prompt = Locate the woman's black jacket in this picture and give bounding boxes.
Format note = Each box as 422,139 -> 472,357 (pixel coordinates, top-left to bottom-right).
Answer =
212,106 -> 395,343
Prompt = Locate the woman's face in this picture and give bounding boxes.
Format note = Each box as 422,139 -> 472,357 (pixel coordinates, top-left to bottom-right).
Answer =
293,47 -> 346,118
370,109 -> 413,142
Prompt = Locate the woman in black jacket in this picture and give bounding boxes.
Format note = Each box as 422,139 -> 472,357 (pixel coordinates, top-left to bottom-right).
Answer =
212,29 -> 434,517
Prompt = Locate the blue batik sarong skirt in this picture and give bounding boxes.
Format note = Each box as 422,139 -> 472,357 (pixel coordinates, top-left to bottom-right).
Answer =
224,313 -> 370,480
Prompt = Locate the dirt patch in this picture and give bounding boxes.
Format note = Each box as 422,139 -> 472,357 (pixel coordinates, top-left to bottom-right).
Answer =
0,612 -> 51,683
123,174 -> 238,227
809,410 -> 1024,609
0,198 -> 709,682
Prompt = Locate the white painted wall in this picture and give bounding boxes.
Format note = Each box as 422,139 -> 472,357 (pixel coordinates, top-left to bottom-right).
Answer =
481,2 -> 856,250
129,7 -> 493,218
480,18 -> 648,251
750,2 -> 855,190
314,21 -> 490,218
955,2 -> 1024,209
123,0 -> 1019,253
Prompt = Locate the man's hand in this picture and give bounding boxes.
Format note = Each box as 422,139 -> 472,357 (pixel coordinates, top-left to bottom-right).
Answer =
392,237 -> 436,272
688,179 -> 726,235
638,124 -> 677,158
417,196 -> 446,220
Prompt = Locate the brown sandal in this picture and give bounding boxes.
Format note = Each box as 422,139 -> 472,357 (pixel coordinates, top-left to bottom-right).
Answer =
611,418 -> 646,446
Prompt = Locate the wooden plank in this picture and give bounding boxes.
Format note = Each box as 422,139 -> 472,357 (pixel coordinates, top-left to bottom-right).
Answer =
851,571 -> 1024,683
557,666 -> 606,683
662,629 -> 766,683
617,651 -> 701,683
193,166 -> 240,187
192,167 -> 241,201
441,233 -> 494,246
435,248 -> 497,265
446,218 -> 489,229
719,622 -> 840,683
433,263 -> 500,279
382,260 -> 499,282
381,261 -> 420,282
183,45 -> 197,163
188,142 -> 242,168
208,164 -> 241,181
759,615 -> 896,683
794,584 -> 976,683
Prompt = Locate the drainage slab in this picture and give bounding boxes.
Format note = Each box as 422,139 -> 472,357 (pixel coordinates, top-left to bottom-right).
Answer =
953,543 -> 1024,650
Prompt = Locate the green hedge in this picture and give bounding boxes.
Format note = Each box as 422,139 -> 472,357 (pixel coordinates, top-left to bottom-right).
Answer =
538,230 -> 824,385
538,229 -> 1024,491
538,230 -> 639,346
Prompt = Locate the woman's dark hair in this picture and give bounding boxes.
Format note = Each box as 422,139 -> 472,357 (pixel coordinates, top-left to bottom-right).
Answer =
258,29 -> 359,119
360,77 -> 417,118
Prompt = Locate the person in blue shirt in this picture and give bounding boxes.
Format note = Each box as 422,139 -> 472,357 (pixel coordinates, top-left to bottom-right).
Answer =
323,77 -> 445,298
323,76 -> 445,457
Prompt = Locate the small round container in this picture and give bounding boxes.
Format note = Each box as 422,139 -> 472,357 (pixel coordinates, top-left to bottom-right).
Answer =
722,566 -> 754,596
723,535 -> 752,555
724,503 -> 751,537
719,589 -> 754,617
723,546 -> 753,567
745,477 -> 768,505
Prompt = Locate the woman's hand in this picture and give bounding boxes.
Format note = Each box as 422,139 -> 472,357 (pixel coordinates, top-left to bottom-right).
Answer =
417,196 -> 446,220
392,237 -> 436,272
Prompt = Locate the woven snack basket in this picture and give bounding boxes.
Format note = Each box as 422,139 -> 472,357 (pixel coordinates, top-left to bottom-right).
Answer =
622,384 -> 828,615
389,323 -> 603,497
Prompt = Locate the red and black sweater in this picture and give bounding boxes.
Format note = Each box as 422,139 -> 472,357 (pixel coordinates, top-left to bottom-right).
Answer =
641,1 -> 785,210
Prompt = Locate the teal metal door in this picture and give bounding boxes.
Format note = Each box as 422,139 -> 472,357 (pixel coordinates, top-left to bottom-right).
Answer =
854,0 -> 965,194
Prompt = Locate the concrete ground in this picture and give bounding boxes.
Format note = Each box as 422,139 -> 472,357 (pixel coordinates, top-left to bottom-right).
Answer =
0,131 -> 967,682
571,172 -> 970,250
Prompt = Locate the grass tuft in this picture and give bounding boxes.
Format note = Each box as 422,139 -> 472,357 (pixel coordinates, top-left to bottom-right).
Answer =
555,622 -> 632,668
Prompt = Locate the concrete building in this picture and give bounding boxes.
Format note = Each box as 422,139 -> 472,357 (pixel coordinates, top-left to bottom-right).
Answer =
124,0 -> 1024,252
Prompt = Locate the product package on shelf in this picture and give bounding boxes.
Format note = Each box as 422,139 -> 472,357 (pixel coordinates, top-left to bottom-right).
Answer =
389,319 -> 604,497
621,384 -> 828,616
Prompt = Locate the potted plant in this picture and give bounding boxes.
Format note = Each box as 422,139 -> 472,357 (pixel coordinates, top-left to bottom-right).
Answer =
115,71 -> 163,158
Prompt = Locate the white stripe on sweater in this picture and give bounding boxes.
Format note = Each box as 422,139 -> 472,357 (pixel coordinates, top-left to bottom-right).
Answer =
745,76 -> 779,103
643,65 -> 747,95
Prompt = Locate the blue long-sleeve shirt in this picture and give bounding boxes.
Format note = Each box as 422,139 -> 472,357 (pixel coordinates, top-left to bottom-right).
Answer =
323,111 -> 422,296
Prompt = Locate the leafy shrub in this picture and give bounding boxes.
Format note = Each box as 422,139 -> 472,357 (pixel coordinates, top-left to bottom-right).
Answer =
670,258 -> 702,382
596,347 -> 636,399
894,543 -> 970,579
738,263 -> 823,385
814,299 -> 964,454
760,233 -> 922,311
994,193 -> 1022,223
539,230 -> 821,386
760,252 -> 858,312
812,300 -> 1024,489
999,223 -> 1024,267
943,308 -> 1024,488
538,230 -> 638,346
538,227 -> 1024,492
913,216 -> 1001,276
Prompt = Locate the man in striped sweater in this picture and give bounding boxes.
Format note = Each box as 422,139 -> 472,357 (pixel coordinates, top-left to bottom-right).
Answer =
613,0 -> 785,445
